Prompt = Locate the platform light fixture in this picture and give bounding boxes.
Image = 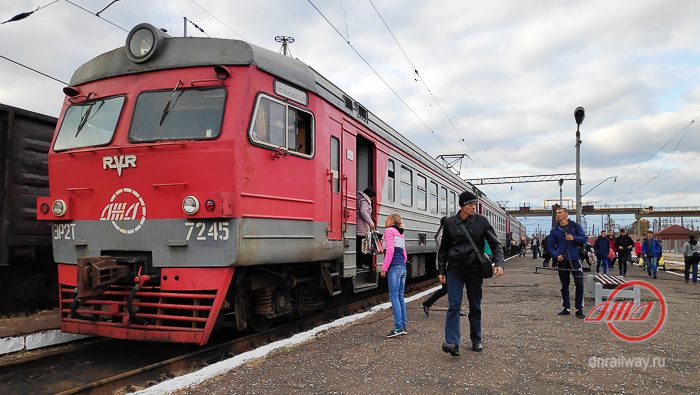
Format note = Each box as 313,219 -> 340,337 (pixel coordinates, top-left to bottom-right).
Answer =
574,107 -> 585,223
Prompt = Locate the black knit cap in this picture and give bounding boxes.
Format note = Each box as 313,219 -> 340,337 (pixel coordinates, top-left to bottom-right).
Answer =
459,190 -> 478,206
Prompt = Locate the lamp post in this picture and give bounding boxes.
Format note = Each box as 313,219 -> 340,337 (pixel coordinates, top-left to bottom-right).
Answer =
574,107 -> 585,223
558,178 -> 564,208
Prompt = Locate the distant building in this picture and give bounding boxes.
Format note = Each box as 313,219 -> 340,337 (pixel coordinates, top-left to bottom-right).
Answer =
655,225 -> 699,251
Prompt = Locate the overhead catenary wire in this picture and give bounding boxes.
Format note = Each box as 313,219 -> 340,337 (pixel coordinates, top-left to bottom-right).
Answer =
306,0 -> 454,155
367,0 -> 484,167
63,0 -> 128,32
1,0 -> 60,24
0,54 -> 68,85
188,0 -> 248,41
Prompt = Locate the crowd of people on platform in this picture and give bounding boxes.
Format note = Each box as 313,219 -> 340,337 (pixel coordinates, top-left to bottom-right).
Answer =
356,186 -> 699,357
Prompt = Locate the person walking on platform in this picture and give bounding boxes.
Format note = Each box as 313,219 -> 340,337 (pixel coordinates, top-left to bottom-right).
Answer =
381,213 -> 407,337
635,238 -> 643,266
547,208 -> 586,319
519,238 -> 527,257
437,190 -> 504,355
594,231 -> 610,274
356,188 -> 376,271
531,235 -> 541,259
641,231 -> 662,279
614,228 -> 634,276
681,234 -> 700,284
541,235 -> 552,268
423,217 -> 449,316
606,230 -> 617,270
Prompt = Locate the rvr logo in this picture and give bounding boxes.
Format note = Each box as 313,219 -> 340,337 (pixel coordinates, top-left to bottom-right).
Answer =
103,155 -> 137,176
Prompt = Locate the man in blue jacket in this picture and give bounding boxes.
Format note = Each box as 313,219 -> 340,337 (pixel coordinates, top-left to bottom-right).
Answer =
547,208 -> 587,318
641,230 -> 663,279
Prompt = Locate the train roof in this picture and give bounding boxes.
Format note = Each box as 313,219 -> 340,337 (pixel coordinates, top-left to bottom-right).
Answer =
70,27 -> 480,198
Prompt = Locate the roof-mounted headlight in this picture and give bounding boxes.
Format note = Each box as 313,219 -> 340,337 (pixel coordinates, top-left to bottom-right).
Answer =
125,23 -> 169,63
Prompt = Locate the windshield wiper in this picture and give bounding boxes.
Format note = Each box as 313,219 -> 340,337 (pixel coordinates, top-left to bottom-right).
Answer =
75,101 -> 105,138
159,80 -> 183,126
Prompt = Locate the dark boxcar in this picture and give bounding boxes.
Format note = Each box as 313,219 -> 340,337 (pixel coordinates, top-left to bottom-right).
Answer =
0,103 -> 56,313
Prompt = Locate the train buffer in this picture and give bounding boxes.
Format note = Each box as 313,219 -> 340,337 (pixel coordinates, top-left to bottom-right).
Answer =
585,274 -> 640,305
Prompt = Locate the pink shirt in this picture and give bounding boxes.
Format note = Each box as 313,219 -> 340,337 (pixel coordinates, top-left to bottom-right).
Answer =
382,227 -> 407,272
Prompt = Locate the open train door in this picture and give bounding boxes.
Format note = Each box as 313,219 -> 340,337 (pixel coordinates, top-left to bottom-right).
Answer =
328,120 -> 343,241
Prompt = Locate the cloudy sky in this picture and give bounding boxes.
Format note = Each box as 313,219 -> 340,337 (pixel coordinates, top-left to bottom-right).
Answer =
2,0 -> 699,232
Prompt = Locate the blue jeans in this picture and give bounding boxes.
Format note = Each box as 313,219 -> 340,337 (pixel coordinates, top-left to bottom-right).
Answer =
646,256 -> 658,277
388,264 -> 406,330
596,256 -> 609,274
445,270 -> 482,346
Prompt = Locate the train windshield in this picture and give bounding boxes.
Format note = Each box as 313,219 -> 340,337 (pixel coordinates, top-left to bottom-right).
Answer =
53,96 -> 124,151
129,87 -> 226,142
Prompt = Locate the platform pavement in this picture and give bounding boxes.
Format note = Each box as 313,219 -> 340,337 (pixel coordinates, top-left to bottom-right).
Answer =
0,309 -> 88,356
157,256 -> 699,395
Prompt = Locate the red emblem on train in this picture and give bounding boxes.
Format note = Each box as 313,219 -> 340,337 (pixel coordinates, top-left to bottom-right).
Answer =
99,187 -> 147,234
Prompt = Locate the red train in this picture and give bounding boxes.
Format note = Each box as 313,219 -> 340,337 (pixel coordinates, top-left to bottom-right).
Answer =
37,24 -> 525,344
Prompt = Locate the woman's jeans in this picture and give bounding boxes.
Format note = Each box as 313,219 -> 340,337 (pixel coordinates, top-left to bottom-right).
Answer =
388,264 -> 407,330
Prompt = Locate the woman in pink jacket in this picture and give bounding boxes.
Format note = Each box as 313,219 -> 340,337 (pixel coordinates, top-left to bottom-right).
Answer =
381,213 -> 408,337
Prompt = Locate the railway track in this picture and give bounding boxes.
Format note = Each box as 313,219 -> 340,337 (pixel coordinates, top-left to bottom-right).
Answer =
0,278 -> 437,395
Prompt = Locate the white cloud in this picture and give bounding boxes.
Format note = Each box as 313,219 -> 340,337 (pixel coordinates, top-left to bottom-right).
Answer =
2,0 -> 699,228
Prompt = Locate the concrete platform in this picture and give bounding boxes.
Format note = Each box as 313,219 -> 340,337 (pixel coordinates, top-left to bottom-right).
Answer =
0,309 -> 88,355
148,256 -> 699,394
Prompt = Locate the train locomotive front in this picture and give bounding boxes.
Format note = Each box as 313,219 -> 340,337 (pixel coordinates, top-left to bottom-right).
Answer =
37,24 -> 343,344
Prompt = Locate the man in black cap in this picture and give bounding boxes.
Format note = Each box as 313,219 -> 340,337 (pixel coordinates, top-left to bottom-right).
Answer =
437,190 -> 504,356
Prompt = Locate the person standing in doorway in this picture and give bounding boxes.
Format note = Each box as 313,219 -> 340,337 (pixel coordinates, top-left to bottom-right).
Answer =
356,187 -> 376,271
641,231 -> 662,279
614,228 -> 634,276
547,208 -> 586,319
437,190 -> 504,355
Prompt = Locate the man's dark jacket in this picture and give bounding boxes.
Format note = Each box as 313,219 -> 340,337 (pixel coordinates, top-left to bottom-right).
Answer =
547,220 -> 586,261
615,234 -> 635,253
438,213 -> 504,275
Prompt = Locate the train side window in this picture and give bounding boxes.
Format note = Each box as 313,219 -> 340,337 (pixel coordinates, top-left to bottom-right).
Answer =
250,95 -> 315,157
416,174 -> 427,211
330,136 -> 340,192
429,181 -> 438,214
449,191 -> 456,216
386,160 -> 395,203
400,166 -> 413,207
439,186 -> 447,216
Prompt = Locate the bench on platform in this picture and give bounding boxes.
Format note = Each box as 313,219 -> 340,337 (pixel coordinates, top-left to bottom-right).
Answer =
585,274 -> 640,305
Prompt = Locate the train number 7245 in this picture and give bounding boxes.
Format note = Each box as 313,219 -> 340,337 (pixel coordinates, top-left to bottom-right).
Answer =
184,221 -> 230,241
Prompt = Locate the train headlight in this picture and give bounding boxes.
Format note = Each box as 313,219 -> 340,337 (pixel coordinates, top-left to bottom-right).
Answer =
52,199 -> 67,217
182,196 -> 199,215
125,23 -> 168,64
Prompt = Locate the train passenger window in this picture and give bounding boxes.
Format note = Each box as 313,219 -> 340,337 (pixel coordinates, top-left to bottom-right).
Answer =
449,191 -> 456,216
387,160 -> 395,203
400,166 -> 412,207
429,181 -> 438,214
439,187 -> 447,216
54,96 -> 124,151
249,95 -> 314,157
416,174 -> 427,211
130,87 -> 225,142
331,136 -> 340,192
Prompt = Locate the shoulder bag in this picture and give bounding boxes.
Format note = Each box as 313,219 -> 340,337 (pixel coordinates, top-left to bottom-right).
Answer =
458,222 -> 494,279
